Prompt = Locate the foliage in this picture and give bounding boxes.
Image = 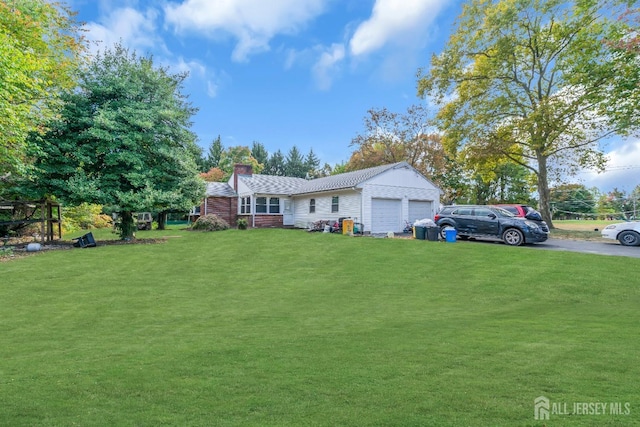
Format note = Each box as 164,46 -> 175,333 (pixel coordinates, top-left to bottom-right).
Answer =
550,184 -> 596,219
201,135 -> 223,172
348,105 -> 465,198
199,167 -> 225,182
417,0 -> 640,228
251,141 -> 269,167
0,0 -> 86,188
1,229 -> 639,425
218,146 -> 263,178
304,148 -> 322,178
191,214 -> 229,231
284,146 -> 307,178
236,217 -> 248,230
61,203 -> 112,234
264,149 -> 286,176
27,44 -> 205,240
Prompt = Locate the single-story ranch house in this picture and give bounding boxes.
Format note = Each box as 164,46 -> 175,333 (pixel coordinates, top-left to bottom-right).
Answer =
195,162 -> 442,234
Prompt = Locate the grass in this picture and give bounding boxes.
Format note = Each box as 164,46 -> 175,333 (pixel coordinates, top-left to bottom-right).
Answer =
2,228 -> 640,426
552,219 -> 620,240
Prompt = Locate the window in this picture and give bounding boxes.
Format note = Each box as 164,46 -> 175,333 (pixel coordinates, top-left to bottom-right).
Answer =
240,197 -> 251,214
255,197 -> 280,214
309,199 -> 316,213
256,197 -> 267,213
331,196 -> 339,213
269,197 -> 280,213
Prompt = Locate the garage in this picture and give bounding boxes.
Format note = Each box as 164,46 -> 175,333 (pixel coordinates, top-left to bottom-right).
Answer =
408,200 -> 433,224
371,198 -> 402,233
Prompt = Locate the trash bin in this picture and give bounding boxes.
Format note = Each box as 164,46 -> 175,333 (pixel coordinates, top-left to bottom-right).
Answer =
414,226 -> 426,240
426,226 -> 439,241
444,227 -> 457,243
342,219 -> 354,235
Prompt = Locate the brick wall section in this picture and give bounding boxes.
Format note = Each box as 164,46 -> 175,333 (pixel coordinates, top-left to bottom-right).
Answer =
238,214 -> 283,228
201,197 -> 237,226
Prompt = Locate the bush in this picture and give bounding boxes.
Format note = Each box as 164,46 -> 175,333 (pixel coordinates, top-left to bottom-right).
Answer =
191,214 -> 229,231
62,203 -> 113,234
237,218 -> 248,230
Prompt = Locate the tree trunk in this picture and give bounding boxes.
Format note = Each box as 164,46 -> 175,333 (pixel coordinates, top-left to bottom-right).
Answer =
536,153 -> 554,229
157,211 -> 167,230
119,211 -> 136,240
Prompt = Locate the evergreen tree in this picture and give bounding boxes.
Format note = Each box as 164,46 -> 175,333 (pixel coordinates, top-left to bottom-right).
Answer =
265,150 -> 286,176
204,135 -> 223,171
285,146 -> 306,178
304,148 -> 321,178
251,141 -> 269,168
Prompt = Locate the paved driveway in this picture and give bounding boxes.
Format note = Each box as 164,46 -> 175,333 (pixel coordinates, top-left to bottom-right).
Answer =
529,238 -> 640,258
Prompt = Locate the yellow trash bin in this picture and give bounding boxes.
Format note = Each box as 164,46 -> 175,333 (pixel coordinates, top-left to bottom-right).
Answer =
342,219 -> 354,235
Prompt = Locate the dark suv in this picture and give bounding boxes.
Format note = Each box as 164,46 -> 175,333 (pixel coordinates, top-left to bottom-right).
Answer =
434,205 -> 549,245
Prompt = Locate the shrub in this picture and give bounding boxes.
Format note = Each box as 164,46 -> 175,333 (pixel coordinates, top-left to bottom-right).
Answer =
237,218 -> 248,230
191,214 -> 229,231
62,203 -> 113,234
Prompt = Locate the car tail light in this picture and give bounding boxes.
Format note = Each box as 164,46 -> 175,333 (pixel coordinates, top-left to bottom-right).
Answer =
434,214 -> 441,222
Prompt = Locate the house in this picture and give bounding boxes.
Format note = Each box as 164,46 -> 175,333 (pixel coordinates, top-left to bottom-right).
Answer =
196,162 -> 441,234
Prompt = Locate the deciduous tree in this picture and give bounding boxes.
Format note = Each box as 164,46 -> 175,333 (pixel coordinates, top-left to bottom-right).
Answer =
0,0 -> 85,189
28,44 -> 205,239
418,0 -> 640,228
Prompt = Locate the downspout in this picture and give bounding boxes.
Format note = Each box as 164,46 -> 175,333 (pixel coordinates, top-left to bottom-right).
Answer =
252,193 -> 256,228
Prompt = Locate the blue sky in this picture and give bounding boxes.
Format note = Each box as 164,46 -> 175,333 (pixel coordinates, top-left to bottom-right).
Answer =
70,0 -> 639,193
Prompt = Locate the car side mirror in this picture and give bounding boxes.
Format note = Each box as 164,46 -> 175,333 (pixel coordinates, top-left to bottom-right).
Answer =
488,213 -> 496,219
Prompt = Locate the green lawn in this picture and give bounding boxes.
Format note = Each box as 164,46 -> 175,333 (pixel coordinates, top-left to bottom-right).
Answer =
2,229 -> 639,426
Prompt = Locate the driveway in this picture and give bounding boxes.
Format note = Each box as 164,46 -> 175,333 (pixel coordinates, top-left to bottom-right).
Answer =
529,238 -> 640,258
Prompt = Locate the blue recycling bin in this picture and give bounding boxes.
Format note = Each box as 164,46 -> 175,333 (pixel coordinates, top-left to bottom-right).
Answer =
444,227 -> 457,243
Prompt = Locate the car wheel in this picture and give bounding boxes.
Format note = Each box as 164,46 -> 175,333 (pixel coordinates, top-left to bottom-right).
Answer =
502,228 -> 524,246
439,225 -> 449,240
618,230 -> 640,246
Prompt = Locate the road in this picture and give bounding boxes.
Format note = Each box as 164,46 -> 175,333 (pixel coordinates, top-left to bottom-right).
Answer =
529,238 -> 640,258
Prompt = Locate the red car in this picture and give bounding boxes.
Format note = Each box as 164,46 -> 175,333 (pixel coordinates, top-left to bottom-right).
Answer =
494,204 -> 543,221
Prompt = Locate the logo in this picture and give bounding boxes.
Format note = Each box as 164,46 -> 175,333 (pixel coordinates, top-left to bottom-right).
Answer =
534,396 -> 550,420
534,396 -> 631,420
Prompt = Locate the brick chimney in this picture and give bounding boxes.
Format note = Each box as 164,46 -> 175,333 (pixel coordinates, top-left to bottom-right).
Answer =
233,164 -> 253,191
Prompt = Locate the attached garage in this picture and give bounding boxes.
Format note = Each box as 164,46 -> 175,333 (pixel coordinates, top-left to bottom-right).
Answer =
408,200 -> 433,224
370,198 -> 402,233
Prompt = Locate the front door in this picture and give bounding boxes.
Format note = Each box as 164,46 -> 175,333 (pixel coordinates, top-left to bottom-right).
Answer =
283,199 -> 294,226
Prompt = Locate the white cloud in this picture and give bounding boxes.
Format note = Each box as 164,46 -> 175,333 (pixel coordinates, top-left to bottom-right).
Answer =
164,0 -> 328,62
579,139 -> 640,192
311,43 -> 346,90
83,7 -> 164,55
349,0 -> 448,57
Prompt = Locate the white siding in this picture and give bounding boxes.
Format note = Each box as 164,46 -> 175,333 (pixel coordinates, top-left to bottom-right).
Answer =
360,166 -> 440,233
293,190 -> 361,228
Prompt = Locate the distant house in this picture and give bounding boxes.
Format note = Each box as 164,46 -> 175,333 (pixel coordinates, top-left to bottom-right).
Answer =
196,162 -> 441,234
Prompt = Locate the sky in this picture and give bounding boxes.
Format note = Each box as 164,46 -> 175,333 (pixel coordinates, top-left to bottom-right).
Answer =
69,0 -> 640,194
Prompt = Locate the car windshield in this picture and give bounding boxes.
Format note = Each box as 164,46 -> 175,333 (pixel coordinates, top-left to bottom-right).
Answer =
493,207 -> 515,217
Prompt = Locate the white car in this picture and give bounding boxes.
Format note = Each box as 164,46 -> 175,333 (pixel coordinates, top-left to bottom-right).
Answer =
601,221 -> 640,246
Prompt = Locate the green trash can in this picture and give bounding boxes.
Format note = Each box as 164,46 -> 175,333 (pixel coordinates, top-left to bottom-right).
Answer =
414,226 -> 426,240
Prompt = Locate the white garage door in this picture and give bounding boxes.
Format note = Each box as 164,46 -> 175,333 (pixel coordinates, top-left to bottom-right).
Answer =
371,198 -> 402,233
408,200 -> 432,224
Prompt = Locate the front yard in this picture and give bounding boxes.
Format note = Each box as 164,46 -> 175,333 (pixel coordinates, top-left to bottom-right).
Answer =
1,228 -> 639,426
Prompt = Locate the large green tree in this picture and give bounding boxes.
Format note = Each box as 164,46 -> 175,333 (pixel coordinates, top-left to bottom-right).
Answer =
285,146 -> 306,178
29,44 -> 205,239
418,0 -> 640,228
0,0 -> 85,190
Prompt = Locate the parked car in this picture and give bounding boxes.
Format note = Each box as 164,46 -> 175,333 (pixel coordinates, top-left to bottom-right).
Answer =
494,204 -> 544,221
601,222 -> 640,246
434,205 -> 549,246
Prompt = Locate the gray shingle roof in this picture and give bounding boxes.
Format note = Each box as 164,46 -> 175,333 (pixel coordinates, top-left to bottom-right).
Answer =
292,162 -> 405,195
239,174 -> 308,195
205,182 -> 237,197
